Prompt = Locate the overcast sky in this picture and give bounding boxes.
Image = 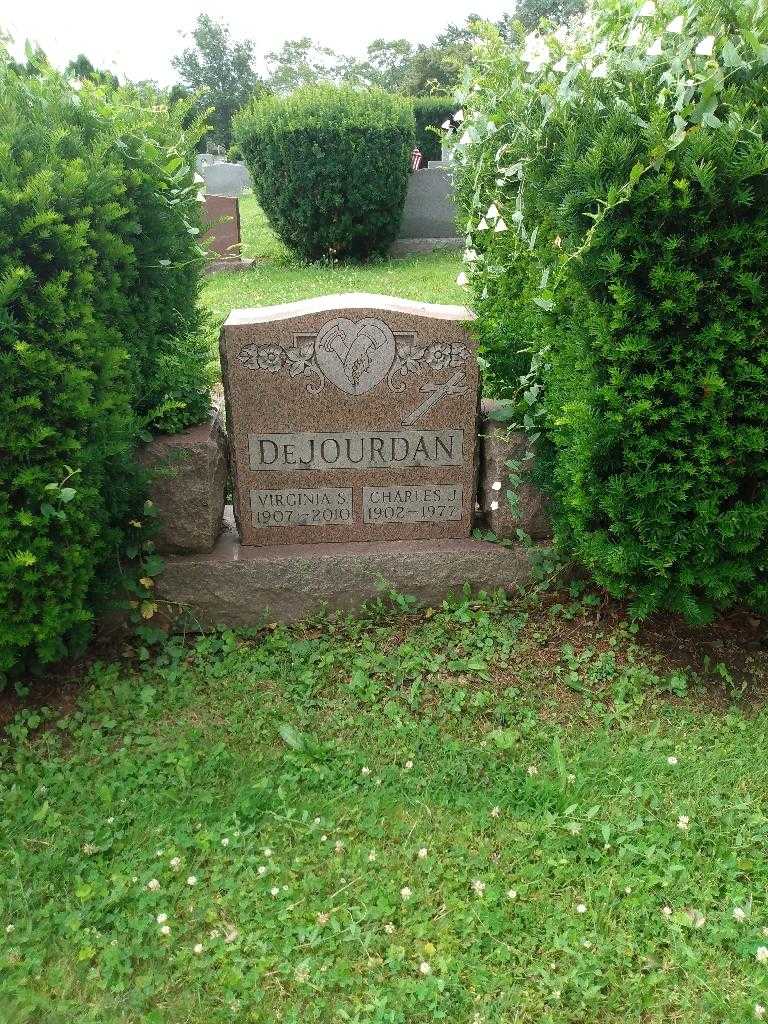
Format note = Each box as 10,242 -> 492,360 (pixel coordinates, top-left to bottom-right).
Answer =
4,0 -> 514,86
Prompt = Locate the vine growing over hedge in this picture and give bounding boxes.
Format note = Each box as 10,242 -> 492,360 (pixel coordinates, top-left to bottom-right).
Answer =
452,0 -> 768,621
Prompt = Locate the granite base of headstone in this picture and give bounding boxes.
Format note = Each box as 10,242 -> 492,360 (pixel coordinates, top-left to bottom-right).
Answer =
478,399 -> 551,541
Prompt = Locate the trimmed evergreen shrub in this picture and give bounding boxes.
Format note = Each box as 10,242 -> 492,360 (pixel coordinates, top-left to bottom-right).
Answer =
452,1 -> 768,621
0,58 -> 212,681
234,86 -> 415,261
412,97 -> 454,163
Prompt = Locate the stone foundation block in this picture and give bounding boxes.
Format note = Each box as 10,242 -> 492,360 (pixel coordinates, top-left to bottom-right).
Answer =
156,507 -> 543,628
140,410 -> 228,554
478,399 -> 551,540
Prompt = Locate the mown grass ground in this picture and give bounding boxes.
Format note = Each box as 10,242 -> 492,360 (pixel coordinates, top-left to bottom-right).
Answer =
201,194 -> 466,329
2,587 -> 768,1023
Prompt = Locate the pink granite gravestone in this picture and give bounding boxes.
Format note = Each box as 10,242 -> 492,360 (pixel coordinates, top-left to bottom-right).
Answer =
202,195 -> 242,262
220,294 -> 479,546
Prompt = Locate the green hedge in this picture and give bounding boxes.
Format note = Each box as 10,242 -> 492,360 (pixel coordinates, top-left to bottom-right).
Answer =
234,86 -> 415,261
0,59 -> 212,681
453,2 -> 768,621
412,97 -> 454,163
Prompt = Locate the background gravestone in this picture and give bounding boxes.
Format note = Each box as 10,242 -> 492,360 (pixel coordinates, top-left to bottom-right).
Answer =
202,195 -> 242,262
220,294 -> 479,546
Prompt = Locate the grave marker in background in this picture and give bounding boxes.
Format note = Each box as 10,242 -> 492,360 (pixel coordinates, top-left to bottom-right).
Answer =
220,294 -> 479,546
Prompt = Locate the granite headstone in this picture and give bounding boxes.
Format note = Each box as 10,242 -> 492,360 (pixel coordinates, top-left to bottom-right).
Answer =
220,294 -> 479,546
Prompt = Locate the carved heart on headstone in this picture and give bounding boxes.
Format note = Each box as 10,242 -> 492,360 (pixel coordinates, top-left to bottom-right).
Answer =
315,317 -> 396,396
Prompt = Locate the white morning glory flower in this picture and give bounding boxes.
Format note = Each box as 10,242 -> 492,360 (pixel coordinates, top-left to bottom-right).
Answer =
638,1 -> 656,16
626,25 -> 644,46
553,57 -> 568,72
646,38 -> 663,57
666,15 -> 684,33
477,217 -> 489,230
695,35 -> 715,56
591,62 -> 609,78
494,218 -> 508,232
456,272 -> 469,286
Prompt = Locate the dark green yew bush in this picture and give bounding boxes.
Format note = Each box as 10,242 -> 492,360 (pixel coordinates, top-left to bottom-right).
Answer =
454,1 -> 768,620
234,86 -> 415,261
0,59 -> 212,680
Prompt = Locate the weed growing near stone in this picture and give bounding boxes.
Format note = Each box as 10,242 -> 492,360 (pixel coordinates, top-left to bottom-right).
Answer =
2,590 -> 768,1022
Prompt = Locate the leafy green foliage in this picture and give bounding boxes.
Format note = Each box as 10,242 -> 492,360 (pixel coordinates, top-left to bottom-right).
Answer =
453,1 -> 768,620
3,591 -> 768,1021
234,86 -> 415,262
412,97 -> 454,162
171,14 -> 268,150
0,57 -> 212,681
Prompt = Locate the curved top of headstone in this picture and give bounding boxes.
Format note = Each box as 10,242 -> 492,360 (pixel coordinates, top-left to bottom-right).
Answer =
224,293 -> 475,327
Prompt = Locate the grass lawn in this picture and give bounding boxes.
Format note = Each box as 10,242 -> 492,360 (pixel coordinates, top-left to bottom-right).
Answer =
201,194 -> 466,328
3,588 -> 768,1023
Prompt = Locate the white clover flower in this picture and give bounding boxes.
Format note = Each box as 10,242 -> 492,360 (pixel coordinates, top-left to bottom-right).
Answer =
677,815 -> 690,830
368,850 -> 376,862
160,924 -> 171,936
384,922 -> 396,934
106,816 -> 114,825
193,943 -> 203,954
360,766 -> 372,777
763,927 -> 768,937
170,857 -> 181,870
404,760 -> 414,770
646,38 -> 663,57
591,62 -> 609,79
457,272 -> 469,287
667,756 -> 678,765
666,15 -> 684,33
334,840 -> 344,853
401,886 -> 412,900
494,218 -> 508,233
507,889 -> 517,900
527,765 -> 539,777
5,924 -> 14,934
221,837 -> 229,847
419,960 -> 431,975
625,886 -> 632,895
755,1005 -> 766,1020
263,848 -> 272,857
553,57 -> 568,73
638,0 -> 656,15
472,879 -> 486,896
257,865 -> 267,876
320,834 -> 328,842
316,911 -> 330,925
662,905 -> 673,917
576,903 -> 587,914
155,849 -> 164,858
147,879 -> 160,892
756,946 -> 768,963
491,805 -> 501,818
156,913 -> 168,924
187,876 -> 197,886
270,886 -> 280,897
224,927 -> 238,943
82,843 -> 97,856
418,847 -> 428,859
733,907 -> 747,922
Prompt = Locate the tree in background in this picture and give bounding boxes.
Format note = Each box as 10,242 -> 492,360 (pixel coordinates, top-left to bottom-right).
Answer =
514,0 -> 585,30
64,53 -> 119,89
172,14 -> 267,150
264,37 -> 340,94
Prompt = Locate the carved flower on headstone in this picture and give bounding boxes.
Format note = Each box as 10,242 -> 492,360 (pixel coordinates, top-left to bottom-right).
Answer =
425,343 -> 467,370
395,338 -> 426,375
254,344 -> 285,373
285,341 -> 315,377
